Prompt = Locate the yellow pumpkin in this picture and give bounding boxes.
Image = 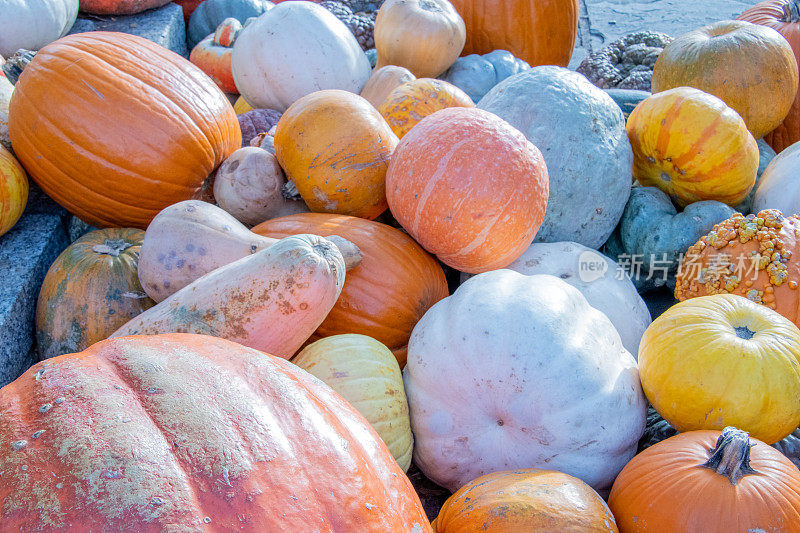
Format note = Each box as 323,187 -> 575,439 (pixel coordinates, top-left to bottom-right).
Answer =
638,294 -> 800,444
627,87 -> 758,207
0,145 -> 27,238
378,78 -> 474,138
292,334 -> 413,471
233,95 -> 254,114
274,89 -> 398,220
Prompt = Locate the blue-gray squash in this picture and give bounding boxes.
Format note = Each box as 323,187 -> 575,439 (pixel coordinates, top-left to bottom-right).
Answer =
604,88 -> 649,121
478,66 -> 633,249
188,0 -> 273,48
440,49 -> 529,103
603,186 -> 736,292
736,138 -> 777,214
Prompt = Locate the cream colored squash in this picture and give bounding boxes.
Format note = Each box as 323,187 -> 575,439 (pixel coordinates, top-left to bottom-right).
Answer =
360,65 -> 415,108
0,0 -> 78,57
753,141 -> 800,215
293,334 -> 414,471
0,74 -> 12,151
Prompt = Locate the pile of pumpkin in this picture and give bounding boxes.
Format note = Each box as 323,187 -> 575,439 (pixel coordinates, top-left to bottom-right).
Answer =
4,0 -> 800,530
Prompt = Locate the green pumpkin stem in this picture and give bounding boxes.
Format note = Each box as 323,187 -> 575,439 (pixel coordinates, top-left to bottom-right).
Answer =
701,427 -> 759,485
2,49 -> 36,86
782,0 -> 800,23
92,239 -> 133,257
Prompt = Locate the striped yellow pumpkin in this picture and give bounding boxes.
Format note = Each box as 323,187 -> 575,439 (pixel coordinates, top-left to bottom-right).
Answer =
627,87 -> 758,207
0,145 -> 27,237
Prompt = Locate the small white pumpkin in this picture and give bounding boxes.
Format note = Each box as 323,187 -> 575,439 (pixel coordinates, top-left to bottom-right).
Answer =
404,270 -> 647,493
0,74 -> 12,151
293,334 -> 414,471
231,1 -> 371,112
462,242 -> 651,356
0,0 -> 79,57
753,140 -> 800,214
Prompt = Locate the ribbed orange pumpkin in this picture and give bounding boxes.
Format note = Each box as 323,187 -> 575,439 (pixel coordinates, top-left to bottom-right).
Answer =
189,18 -> 241,94
9,32 -> 241,229
0,145 -> 27,238
378,78 -> 474,138
450,0 -> 578,67
252,213 -> 449,367
386,107 -> 549,273
78,0 -> 169,15
739,1 -> 800,152
0,334 -> 432,531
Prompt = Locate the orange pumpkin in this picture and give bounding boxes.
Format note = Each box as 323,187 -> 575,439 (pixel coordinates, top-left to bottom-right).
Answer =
450,0 -> 579,67
189,17 -> 241,94
433,469 -> 618,533
8,32 -> 240,229
274,89 -> 398,220
378,78 -> 474,138
0,333 -> 432,531
0,145 -> 27,238
738,1 -> 800,151
36,228 -> 155,360
675,209 -> 800,327
609,427 -> 800,532
252,213 -> 449,367
627,87 -> 758,207
78,0 -> 169,15
651,20 -> 799,139
386,106 -> 548,273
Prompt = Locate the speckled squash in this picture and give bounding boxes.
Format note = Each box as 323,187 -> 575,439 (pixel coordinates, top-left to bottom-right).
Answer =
360,65 -> 416,108
35,229 -> 155,359
293,334 -> 414,471
478,66 -> 632,249
114,234 -> 348,359
187,0 -> 272,48
754,140 -> 800,214
253,212 -> 449,367
652,20 -> 799,140
0,333 -> 431,531
378,78 -> 474,138
675,209 -> 800,328
79,0 -> 169,15
0,146 -> 27,238
627,87 -> 759,208
639,294 -> 800,444
189,17 -> 242,94
274,90 -> 398,220
440,49 -> 530,103
433,469 -> 618,533
0,0 -> 78,57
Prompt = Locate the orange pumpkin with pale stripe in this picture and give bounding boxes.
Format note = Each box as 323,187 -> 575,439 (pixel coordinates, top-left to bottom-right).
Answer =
189,17 -> 241,94
0,145 -> 27,238
378,78 -> 474,138
627,87 -> 758,208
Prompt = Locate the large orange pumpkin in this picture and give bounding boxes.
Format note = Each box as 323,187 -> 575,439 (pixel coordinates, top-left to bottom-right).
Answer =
9,32 -> 241,229
0,334 -> 432,531
386,106 -> 548,273
738,0 -> 800,152
450,0 -> 578,67
609,427 -> 800,532
252,213 -> 449,367
378,78 -> 474,139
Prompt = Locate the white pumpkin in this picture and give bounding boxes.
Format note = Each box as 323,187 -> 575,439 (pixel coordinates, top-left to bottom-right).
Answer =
0,74 -> 12,151
231,1 -> 372,112
404,270 -> 647,493
753,140 -> 800,215
462,242 -> 651,356
0,0 -> 78,57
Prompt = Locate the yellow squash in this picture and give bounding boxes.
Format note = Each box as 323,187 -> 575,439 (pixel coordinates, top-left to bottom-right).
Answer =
0,145 -> 27,237
378,78 -> 474,138
292,334 -> 413,471
627,87 -> 758,207
233,95 -> 254,114
638,294 -> 800,444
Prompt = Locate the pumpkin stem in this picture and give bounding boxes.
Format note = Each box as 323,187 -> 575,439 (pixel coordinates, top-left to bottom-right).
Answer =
781,0 -> 800,23
701,427 -> 759,485
93,239 -> 133,257
2,49 -> 35,86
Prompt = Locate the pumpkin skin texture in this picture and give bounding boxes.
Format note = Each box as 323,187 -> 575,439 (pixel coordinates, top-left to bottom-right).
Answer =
360,65 -> 416,108
253,212 -> 449,367
674,210 -> 800,327
737,137 -> 777,214
627,87 -> 759,208
378,78 -> 474,138
374,0 -> 466,78
231,2 -> 371,112
604,88 -> 649,121
274,89 -> 397,220
293,334 -> 414,471
739,1 -> 800,152
404,270 -> 647,493
79,0 -> 168,15
386,107 -> 548,273
0,146 -> 27,238
609,428 -> 800,533
234,95 -> 254,114
187,0 -> 272,48
35,229 -> 155,360
754,140 -> 800,214
639,294 -> 800,444
478,66 -> 632,249
440,49 -> 530,103
114,234 -> 348,360
651,20 -> 799,140
433,469 -> 618,533
8,32 -> 241,230
449,0 -> 578,69
0,334 -> 431,531
578,31 -> 672,92
238,108 -> 282,147
189,17 -> 241,94
0,0 -> 78,57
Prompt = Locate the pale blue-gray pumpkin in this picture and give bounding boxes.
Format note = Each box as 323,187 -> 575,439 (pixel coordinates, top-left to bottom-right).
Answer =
604,88 -> 649,120
188,0 -> 272,48
478,66 -> 633,249
440,49 -> 529,103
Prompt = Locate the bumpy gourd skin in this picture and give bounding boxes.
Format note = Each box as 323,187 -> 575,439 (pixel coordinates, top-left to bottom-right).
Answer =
578,31 -> 672,91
